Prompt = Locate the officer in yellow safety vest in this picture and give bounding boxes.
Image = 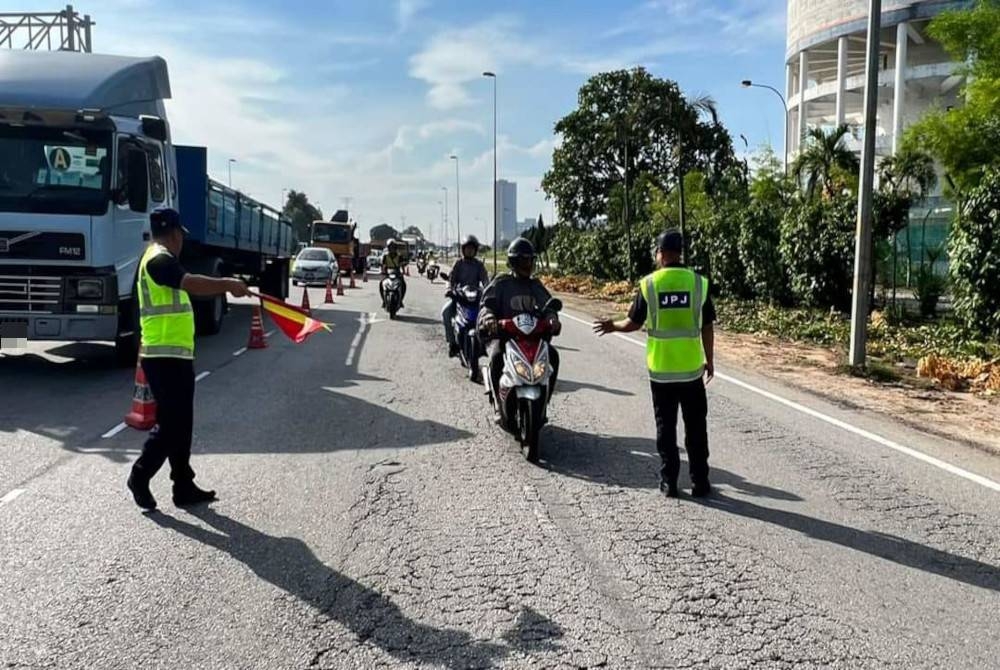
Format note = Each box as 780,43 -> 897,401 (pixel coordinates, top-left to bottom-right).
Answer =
126,208 -> 249,510
593,229 -> 716,498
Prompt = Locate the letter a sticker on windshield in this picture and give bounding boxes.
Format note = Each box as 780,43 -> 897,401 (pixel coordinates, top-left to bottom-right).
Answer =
50,147 -> 72,171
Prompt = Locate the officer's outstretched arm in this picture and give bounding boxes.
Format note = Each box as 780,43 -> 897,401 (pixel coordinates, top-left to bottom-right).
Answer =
181,274 -> 249,298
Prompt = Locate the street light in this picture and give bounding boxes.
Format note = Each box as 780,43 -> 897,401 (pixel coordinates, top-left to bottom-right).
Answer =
280,187 -> 289,211
441,186 -> 449,256
449,154 -> 461,245
741,80 -> 789,174
227,158 -> 237,188
483,71 -> 497,273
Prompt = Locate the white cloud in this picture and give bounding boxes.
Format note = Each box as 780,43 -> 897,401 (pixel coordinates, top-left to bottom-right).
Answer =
409,16 -> 540,110
392,119 -> 485,151
398,0 -> 429,32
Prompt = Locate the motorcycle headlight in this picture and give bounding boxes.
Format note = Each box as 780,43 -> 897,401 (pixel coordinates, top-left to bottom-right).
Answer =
513,361 -> 532,381
532,361 -> 548,379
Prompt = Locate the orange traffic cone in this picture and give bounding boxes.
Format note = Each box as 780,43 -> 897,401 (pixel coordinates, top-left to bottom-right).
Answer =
363,268 -> 369,283
336,274 -> 345,297
324,277 -> 335,304
301,287 -> 312,314
349,271 -> 356,289
247,303 -> 268,349
124,362 -> 157,430
404,263 -> 410,277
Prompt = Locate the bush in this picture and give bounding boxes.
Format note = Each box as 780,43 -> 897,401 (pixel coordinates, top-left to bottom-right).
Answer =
779,194 -> 857,311
950,167 -> 1000,339
738,199 -> 791,304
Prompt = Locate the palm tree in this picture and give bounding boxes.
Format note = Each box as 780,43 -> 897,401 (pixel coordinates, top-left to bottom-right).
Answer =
792,124 -> 860,199
878,146 -> 937,201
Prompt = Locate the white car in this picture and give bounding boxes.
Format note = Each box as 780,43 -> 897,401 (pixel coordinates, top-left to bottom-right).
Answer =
367,254 -> 382,270
292,247 -> 336,286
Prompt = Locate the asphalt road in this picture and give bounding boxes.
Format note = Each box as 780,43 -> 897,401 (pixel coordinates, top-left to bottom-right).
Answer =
2,270 -> 999,669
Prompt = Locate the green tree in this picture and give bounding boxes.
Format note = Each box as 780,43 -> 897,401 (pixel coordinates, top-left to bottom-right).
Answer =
401,225 -> 425,240
542,67 -> 736,228
283,190 -> 323,243
369,224 -> 399,242
792,125 -> 860,199
779,192 -> 858,310
905,0 -> 1000,191
739,149 -> 794,304
949,167 -> 1000,337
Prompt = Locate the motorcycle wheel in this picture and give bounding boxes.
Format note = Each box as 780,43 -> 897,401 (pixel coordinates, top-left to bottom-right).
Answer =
518,398 -> 543,463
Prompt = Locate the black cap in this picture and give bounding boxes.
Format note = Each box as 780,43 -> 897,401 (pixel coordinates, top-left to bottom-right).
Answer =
150,208 -> 189,236
656,229 -> 683,253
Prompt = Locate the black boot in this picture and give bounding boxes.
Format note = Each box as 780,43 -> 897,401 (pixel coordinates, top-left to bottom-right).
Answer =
448,343 -> 459,358
127,471 -> 157,510
659,480 -> 679,499
173,482 -> 217,507
691,481 -> 712,498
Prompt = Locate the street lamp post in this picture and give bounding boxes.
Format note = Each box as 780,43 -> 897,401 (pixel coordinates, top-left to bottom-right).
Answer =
227,158 -> 237,189
483,71 -> 497,273
740,80 -> 789,174
449,155 -> 461,245
441,186 -> 449,257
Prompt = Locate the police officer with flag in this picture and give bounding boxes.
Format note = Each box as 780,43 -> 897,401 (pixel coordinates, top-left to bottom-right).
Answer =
126,208 -> 249,510
593,229 -> 715,498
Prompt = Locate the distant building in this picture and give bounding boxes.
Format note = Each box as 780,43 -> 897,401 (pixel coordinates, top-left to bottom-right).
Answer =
495,180 -> 517,244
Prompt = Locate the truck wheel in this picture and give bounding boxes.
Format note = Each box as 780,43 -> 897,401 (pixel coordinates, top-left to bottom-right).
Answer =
193,257 -> 226,336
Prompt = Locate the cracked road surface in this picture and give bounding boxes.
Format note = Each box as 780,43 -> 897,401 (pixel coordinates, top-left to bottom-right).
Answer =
2,274 -> 999,669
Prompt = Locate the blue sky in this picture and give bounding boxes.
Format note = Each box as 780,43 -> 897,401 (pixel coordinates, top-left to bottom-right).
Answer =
20,0 -> 787,242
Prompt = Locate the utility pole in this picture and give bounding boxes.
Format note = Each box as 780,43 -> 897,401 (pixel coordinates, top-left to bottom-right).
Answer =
849,0 -> 882,367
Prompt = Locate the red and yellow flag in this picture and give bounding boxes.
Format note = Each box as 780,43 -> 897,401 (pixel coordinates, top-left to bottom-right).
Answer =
258,294 -> 331,343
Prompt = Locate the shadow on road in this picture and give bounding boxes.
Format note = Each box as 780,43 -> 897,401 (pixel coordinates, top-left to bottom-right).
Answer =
556,378 -> 635,397
697,493 -> 1000,594
543,426 -> 1000,594
151,507 -> 558,667
392,314 -> 441,326
542,426 -> 800,501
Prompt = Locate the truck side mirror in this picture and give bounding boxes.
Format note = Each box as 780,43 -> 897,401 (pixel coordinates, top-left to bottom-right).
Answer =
140,116 -> 168,142
126,149 -> 149,213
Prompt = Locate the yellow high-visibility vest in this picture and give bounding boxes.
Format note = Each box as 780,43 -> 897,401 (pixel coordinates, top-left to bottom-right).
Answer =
137,244 -> 195,359
639,267 -> 709,383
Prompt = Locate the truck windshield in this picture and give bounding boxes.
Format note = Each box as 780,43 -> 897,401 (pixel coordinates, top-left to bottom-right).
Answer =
0,125 -> 112,215
312,223 -> 352,244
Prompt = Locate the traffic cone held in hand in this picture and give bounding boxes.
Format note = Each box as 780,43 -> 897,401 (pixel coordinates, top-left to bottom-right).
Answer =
301,286 -> 312,314
247,303 -> 268,349
124,362 -> 157,430
324,277 -> 335,304
336,274 -> 345,297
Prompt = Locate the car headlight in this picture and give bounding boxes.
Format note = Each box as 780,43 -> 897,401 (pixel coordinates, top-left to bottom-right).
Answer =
75,278 -> 104,300
513,361 -> 532,381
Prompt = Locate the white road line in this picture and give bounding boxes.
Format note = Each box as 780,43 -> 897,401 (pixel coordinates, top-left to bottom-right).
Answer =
101,422 -> 128,439
232,347 -> 248,357
195,371 -> 211,382
265,330 -> 275,338
346,312 -> 372,366
562,310 -> 1000,493
0,488 -> 26,506
630,450 -> 655,458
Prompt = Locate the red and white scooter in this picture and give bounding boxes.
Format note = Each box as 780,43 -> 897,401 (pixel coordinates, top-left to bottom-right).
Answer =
482,299 -> 562,463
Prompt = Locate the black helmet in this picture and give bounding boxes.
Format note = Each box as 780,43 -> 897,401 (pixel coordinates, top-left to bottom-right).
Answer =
460,234 -> 480,251
507,237 -> 536,276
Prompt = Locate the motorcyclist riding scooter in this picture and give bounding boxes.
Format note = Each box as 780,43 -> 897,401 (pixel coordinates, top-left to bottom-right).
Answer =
478,238 -> 562,418
380,239 -> 406,310
442,235 -> 489,358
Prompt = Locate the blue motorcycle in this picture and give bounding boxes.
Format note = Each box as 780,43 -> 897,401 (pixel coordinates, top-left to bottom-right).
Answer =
449,285 -> 483,382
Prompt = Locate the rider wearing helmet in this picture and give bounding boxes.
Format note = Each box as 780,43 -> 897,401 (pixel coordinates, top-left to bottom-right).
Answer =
478,238 -> 562,410
380,239 -> 406,308
442,234 -> 490,357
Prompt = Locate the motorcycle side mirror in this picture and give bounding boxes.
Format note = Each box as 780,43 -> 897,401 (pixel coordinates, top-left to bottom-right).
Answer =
544,298 -> 563,313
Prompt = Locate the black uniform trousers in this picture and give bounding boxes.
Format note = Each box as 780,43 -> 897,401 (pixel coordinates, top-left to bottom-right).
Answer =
133,357 -> 196,484
651,379 -> 709,486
